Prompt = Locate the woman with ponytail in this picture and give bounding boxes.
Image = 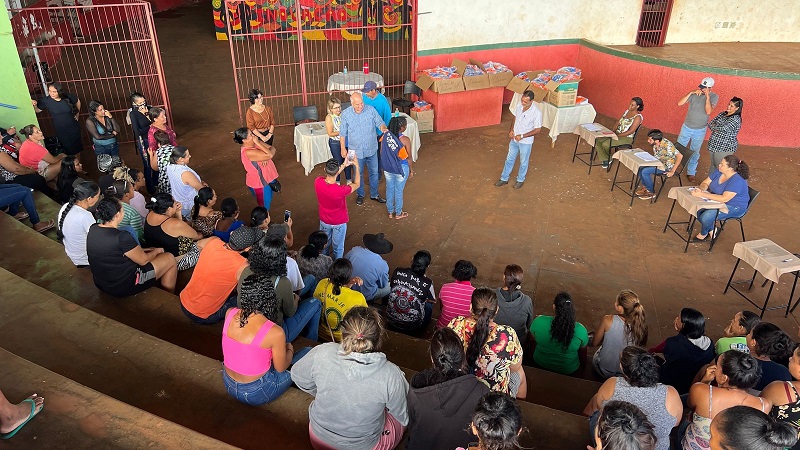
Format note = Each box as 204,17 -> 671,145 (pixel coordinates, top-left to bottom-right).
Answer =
58,181 -> 100,266
292,307 -> 409,450
144,192 -> 207,271
760,344 -> 800,450
86,197 -> 177,296
211,198 -> 244,242
190,187 -> 221,237
448,287 -> 526,398
105,179 -> 143,243
592,290 -> 649,379
494,264 -> 534,347
530,292 -> 589,375
55,155 -> 84,203
711,405 -> 798,450
406,327 -> 490,450
747,323 -> 794,391
691,154 -> 750,241
312,258 -> 366,342
683,350 -> 769,450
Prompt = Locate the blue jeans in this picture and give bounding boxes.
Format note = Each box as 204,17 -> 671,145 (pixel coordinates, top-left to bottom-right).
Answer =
248,186 -> 273,211
639,166 -> 666,193
282,297 -> 322,342
94,141 -> 119,156
677,124 -> 707,176
181,292 -> 237,325
0,183 -> 40,224
697,204 -> 746,235
384,165 -> 409,215
222,365 -> 292,406
320,220 -> 346,260
329,139 -> 351,182
356,153 -> 379,198
299,274 -> 317,300
500,140 -> 533,183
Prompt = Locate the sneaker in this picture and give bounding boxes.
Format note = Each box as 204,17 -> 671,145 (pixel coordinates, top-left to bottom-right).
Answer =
513,181 -> 524,189
356,196 -> 364,206
601,161 -> 610,169
494,180 -> 508,187
635,186 -> 648,196
370,196 -> 386,204
637,191 -> 654,200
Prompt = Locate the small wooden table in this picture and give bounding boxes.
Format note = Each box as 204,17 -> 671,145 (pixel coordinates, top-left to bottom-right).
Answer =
724,239 -> 800,317
572,123 -> 617,175
610,149 -> 665,207
663,186 -> 729,252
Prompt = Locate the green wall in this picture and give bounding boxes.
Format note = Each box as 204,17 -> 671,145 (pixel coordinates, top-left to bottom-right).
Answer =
0,5 -> 39,133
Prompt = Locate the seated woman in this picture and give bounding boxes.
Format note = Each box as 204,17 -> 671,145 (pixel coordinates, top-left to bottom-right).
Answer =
649,307 -> 715,395
55,156 -> 85,203
637,129 -> 683,200
691,155 -> 750,240
211,198 -> 244,242
592,290 -> 649,379
190,187 -> 221,238
238,235 -> 321,343
530,291 -> 589,375
112,167 -> 147,218
386,250 -> 436,333
222,265 -> 301,406
448,287 -> 526,398
747,322 -> 794,392
683,350 -> 770,450
760,344 -> 800,450
460,392 -> 524,450
296,230 -> 333,295
591,400 -> 657,450
165,146 -> 204,218
436,259 -> 478,329
17,125 -> 63,182
86,197 -> 177,296
716,310 -> 760,355
57,181 -> 101,266
596,97 -> 644,168
493,264 -> 534,347
0,184 -> 54,232
0,134 -> 54,198
143,193 -> 207,271
406,327 -> 490,450
711,405 -> 798,450
313,258 -> 367,342
291,307 -> 409,450
106,179 -> 143,243
584,346 -> 682,450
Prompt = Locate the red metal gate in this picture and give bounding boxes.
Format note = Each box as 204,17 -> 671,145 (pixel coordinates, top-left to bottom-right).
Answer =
8,0 -> 171,146
636,0 -> 674,47
224,0 -> 417,126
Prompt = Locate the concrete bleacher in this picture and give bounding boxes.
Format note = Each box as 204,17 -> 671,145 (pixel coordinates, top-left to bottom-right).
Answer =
0,197 -> 596,449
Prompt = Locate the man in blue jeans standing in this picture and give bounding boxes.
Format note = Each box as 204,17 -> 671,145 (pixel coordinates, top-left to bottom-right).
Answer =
677,77 -> 718,182
340,92 -> 388,205
495,90 -> 542,189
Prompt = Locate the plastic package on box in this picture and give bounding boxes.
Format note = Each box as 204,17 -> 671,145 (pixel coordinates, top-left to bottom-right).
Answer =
415,67 -> 464,93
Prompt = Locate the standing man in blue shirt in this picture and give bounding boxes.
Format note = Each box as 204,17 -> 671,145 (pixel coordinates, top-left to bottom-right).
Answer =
340,92 -> 388,205
362,81 -> 392,131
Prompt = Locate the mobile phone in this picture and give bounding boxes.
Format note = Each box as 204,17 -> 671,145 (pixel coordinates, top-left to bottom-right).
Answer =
347,149 -> 356,161
284,210 -> 291,221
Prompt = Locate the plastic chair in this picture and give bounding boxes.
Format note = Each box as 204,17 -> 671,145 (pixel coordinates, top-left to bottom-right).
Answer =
651,142 -> 692,203
293,105 -> 319,125
607,124 -> 642,173
392,81 -> 422,114
709,186 -> 759,251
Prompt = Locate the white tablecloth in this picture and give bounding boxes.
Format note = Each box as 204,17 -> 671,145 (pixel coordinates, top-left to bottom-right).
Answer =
293,113 -> 422,176
327,72 -> 385,94
510,93 -> 596,147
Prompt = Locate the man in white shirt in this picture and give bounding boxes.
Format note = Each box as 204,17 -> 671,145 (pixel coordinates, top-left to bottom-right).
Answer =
495,90 -> 542,189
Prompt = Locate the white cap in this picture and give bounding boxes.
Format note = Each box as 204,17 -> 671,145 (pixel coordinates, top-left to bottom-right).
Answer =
699,77 -> 715,88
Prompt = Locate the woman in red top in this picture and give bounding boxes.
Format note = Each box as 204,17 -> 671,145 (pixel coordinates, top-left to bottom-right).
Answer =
18,125 -> 63,182
233,127 -> 279,210
146,107 -> 176,151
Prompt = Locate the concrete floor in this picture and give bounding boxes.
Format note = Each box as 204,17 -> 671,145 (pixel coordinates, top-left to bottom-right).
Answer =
610,42 -> 800,74
140,3 -> 800,348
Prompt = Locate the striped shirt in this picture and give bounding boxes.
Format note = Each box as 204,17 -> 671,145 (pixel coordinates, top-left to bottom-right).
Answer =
120,202 -> 144,241
339,105 -> 385,159
436,281 -> 475,329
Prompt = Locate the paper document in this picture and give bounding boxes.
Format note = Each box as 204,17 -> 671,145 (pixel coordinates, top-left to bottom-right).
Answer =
583,123 -> 602,132
634,151 -> 658,162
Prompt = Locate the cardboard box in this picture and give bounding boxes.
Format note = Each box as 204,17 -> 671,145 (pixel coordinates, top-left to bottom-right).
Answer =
506,70 -> 550,94
548,89 -> 577,107
453,58 -> 490,91
529,85 -> 549,102
410,108 -> 434,133
468,58 -> 513,87
544,79 -> 581,92
416,73 -> 464,94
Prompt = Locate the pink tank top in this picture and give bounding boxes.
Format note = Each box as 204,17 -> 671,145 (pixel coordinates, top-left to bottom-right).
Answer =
222,308 -> 275,376
240,146 -> 278,189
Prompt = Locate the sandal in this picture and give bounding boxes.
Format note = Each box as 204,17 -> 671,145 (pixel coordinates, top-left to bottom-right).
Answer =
14,212 -> 29,221
695,233 -> 708,241
388,213 -> 393,219
395,212 -> 409,220
33,220 -> 55,234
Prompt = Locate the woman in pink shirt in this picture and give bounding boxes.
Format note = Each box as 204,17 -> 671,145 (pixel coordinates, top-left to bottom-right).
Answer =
18,125 -> 63,181
233,127 -> 279,210
436,260 -> 477,328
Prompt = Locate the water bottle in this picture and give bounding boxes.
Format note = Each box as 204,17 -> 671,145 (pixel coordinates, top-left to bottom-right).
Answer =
393,108 -> 399,118
363,62 -> 369,74
343,65 -> 347,74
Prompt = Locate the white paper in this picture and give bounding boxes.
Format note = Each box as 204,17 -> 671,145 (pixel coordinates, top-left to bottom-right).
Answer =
634,151 -> 657,162
583,123 -> 602,132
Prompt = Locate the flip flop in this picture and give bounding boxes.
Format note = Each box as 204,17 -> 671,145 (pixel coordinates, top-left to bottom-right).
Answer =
14,212 -> 29,221
34,220 -> 55,234
395,212 -> 409,220
1,397 -> 42,439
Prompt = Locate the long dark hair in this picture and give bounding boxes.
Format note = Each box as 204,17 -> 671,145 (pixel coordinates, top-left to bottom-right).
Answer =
238,271 -> 279,328
750,322 -> 794,361
191,186 -> 215,221
412,327 -> 468,388
56,155 -> 81,194
465,287 -> 498,373
58,181 -> 99,239
300,231 -> 328,259
410,250 -> 431,277
724,154 -> 750,180
146,192 -> 175,215
250,206 -> 269,226
713,406 -> 798,450
550,292 -> 576,349
328,258 -> 352,296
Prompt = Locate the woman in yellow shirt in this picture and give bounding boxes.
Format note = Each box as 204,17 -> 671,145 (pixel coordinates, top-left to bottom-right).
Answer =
313,258 -> 366,342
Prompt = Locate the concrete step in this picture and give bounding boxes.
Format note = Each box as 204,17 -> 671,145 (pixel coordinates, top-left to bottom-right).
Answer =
0,348 -> 236,449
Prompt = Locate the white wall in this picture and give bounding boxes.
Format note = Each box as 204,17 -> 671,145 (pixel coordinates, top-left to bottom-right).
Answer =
417,0 -> 798,51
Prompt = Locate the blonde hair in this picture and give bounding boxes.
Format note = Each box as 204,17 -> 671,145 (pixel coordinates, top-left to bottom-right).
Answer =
340,307 -> 384,354
327,97 -> 341,115
617,290 -> 648,346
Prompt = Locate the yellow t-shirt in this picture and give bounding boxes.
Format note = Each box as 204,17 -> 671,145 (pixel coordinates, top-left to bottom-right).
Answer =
313,278 -> 368,342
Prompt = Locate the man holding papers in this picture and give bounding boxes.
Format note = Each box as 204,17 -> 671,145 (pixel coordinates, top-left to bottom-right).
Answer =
636,129 -> 682,200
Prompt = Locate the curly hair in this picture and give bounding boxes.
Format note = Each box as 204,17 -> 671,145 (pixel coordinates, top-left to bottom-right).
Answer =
388,116 -> 407,137
751,322 -> 794,361
238,272 -> 280,328
550,292 -> 576,350
247,235 -> 287,277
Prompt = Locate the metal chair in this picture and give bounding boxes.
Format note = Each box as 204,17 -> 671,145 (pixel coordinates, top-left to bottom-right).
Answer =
607,124 -> 641,172
651,142 -> 692,203
293,105 -> 319,125
709,186 -> 759,251
392,81 -> 422,114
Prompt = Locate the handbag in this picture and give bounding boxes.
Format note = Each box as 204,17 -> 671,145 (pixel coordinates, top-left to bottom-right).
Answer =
44,136 -> 64,156
269,179 -> 281,193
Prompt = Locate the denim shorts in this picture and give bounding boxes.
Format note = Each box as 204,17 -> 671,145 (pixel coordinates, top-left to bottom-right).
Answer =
221,365 -> 292,406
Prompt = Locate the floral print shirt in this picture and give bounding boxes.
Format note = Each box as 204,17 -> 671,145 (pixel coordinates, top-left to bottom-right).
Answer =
654,138 -> 680,172
447,316 -> 522,394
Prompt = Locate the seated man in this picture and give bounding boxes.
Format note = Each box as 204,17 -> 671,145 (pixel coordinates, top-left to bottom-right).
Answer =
179,226 -> 260,324
636,129 -> 682,200
345,233 -> 392,302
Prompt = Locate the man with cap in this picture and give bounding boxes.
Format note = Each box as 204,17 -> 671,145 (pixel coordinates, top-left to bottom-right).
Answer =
677,77 -> 719,182
340,92 -> 388,205
345,233 -> 392,303
179,226 -> 261,324
361,81 -> 392,133
315,158 -> 360,260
